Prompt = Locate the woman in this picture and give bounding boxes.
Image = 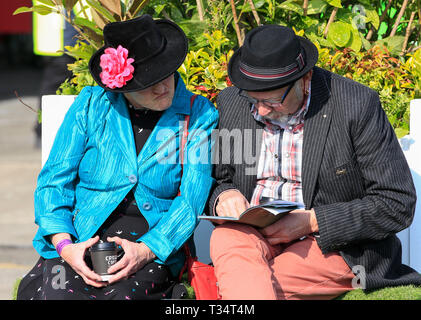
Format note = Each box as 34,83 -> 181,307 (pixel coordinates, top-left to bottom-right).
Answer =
17,15 -> 218,300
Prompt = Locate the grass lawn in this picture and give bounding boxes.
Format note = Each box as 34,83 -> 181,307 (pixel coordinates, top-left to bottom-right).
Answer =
181,280 -> 421,300
13,277 -> 421,300
336,285 -> 421,300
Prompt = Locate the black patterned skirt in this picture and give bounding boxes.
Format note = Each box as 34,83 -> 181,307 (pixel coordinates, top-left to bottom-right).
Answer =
17,192 -> 184,300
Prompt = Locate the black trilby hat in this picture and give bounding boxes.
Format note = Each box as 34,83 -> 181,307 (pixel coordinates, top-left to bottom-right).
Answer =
89,14 -> 188,93
228,25 -> 319,91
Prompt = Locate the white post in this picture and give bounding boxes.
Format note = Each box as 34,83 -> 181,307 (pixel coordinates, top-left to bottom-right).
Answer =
408,99 -> 421,271
399,99 -> 421,271
41,95 -> 76,167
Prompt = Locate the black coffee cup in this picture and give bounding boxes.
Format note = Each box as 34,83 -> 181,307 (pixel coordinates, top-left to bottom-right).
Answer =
89,241 -> 118,281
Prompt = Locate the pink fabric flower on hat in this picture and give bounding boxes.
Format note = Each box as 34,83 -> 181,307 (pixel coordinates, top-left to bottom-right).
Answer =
100,45 -> 135,89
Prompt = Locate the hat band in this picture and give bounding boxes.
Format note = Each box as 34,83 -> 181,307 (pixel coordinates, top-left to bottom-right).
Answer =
239,52 -> 305,81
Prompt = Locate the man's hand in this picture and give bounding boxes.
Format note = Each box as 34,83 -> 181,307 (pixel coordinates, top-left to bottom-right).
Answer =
106,237 -> 156,284
215,189 -> 250,223
259,209 -> 319,245
60,235 -> 107,288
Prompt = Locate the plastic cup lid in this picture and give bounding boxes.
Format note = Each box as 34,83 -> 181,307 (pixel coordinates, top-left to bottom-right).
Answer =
90,241 -> 117,251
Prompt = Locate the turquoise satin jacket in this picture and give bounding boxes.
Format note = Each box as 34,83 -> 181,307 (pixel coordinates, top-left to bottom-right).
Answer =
33,75 -> 218,275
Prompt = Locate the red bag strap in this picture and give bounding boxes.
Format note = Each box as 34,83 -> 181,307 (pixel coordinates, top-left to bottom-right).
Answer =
177,95 -> 197,281
177,94 -> 197,197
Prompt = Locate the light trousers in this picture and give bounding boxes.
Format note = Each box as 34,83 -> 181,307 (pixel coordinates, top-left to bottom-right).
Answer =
210,223 -> 355,300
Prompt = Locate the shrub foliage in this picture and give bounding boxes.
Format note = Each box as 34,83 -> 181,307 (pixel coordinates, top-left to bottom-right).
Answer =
15,1 -> 421,136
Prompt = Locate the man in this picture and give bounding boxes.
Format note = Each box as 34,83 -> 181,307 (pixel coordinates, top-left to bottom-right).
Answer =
208,25 -> 421,300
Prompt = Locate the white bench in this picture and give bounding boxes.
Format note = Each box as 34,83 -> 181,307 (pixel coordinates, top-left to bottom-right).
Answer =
41,95 -> 421,268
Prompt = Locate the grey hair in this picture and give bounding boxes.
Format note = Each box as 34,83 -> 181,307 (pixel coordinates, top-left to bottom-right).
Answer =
294,79 -> 304,101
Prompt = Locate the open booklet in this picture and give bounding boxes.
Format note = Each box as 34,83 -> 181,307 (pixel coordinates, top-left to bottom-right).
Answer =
198,199 -> 304,228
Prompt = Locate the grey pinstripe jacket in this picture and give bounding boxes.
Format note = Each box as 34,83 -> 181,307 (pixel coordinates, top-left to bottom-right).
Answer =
208,66 -> 421,290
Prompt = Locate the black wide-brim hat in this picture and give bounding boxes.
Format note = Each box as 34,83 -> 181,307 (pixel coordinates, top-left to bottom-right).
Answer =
228,25 -> 319,91
89,14 -> 188,93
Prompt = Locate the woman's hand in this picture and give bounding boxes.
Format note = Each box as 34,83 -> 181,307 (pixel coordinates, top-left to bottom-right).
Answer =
60,235 -> 107,288
106,236 -> 156,284
215,189 -> 250,223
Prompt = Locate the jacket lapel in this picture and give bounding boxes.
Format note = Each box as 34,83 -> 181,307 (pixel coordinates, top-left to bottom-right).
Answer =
234,92 -> 264,199
104,73 -> 192,169
137,109 -> 184,165
302,68 -> 333,209
137,74 -> 192,165
245,104 -> 264,177
245,112 -> 264,200
105,91 -> 137,169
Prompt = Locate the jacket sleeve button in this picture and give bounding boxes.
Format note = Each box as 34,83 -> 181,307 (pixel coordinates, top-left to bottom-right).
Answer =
128,174 -> 137,184
142,202 -> 152,211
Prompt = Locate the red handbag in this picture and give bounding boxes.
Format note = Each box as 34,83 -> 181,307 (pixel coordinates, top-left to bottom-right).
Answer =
181,243 -> 219,300
177,95 -> 220,300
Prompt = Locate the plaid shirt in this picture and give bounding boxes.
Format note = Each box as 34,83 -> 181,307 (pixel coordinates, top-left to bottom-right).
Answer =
250,88 -> 311,207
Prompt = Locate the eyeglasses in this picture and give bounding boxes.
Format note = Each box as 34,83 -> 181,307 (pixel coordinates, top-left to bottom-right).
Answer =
238,82 -> 295,108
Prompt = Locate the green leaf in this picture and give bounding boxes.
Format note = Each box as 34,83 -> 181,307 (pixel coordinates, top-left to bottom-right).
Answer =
347,28 -> 362,52
64,40 -> 97,60
278,0 -> 303,15
395,127 -> 409,139
169,5 -> 183,21
375,36 -> 405,56
35,0 -> 56,6
336,10 -> 354,23
85,0 -> 116,22
129,0 -> 149,17
327,21 -> 352,47
366,9 -> 380,30
301,16 -> 319,28
74,17 -> 102,35
356,0 -> 371,6
361,36 -> 372,51
318,36 -> 336,49
325,0 -> 342,8
32,5 -> 56,15
307,0 -> 328,15
13,7 -> 33,15
154,4 -> 166,15
253,0 -> 266,9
